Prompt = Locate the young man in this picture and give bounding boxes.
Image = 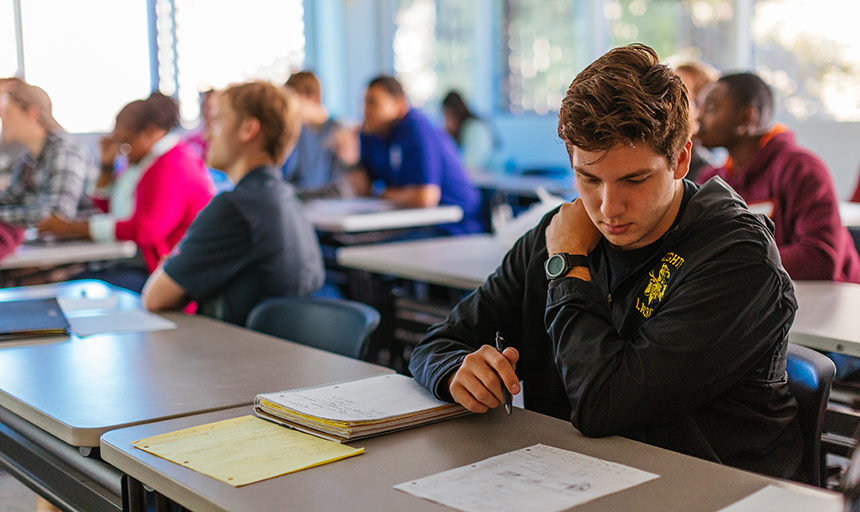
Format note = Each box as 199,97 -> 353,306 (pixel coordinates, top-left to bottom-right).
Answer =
696,72 -> 860,283
142,81 -> 324,326
281,71 -> 352,200
0,78 -> 93,256
343,76 -> 483,235
409,44 -> 803,481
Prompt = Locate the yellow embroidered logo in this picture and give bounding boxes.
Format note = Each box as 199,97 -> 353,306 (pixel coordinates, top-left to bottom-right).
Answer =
645,264 -> 670,305
636,252 -> 685,319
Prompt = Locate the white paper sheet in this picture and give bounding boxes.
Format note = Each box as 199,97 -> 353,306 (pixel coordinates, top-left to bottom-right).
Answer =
261,374 -> 448,422
57,296 -> 119,312
716,485 -> 842,512
69,309 -> 177,337
394,444 -> 659,512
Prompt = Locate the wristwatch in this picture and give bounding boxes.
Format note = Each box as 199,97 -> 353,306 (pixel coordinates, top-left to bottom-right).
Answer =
544,253 -> 590,280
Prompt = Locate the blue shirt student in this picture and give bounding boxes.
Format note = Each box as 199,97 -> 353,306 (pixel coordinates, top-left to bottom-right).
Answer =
359,109 -> 482,235
281,118 -> 343,190
163,166 -> 324,326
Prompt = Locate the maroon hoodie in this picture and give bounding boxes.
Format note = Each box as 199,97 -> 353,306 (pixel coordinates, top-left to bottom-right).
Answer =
698,130 -> 860,283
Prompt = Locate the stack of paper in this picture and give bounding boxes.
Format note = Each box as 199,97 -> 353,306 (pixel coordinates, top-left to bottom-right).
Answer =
255,373 -> 469,442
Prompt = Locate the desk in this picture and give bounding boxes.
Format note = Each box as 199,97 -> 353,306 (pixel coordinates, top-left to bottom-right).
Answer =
791,281 -> 860,357
337,234 -> 505,290
1,240 -> 137,270
471,171 -> 577,199
840,202 -> 860,227
101,405 -> 840,512
0,280 -> 391,511
304,199 -> 463,233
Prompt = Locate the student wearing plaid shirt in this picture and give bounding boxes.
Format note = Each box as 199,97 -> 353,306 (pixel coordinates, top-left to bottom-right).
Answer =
0,78 -> 95,259
0,78 -> 93,258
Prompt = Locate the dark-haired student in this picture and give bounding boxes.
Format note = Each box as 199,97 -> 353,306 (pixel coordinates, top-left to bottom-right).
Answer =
441,90 -> 496,171
696,72 -> 860,283
340,76 -> 482,235
410,44 -> 804,482
142,82 -> 324,326
39,92 -> 214,292
282,71 -> 353,200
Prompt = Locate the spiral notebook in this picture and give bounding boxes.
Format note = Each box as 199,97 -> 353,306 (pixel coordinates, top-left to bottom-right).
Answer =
254,373 -> 469,443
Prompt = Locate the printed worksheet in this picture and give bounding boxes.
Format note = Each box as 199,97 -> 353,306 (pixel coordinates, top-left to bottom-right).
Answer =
394,444 -> 658,512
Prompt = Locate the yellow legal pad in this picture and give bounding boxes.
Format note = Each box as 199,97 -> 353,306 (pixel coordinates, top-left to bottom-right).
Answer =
131,415 -> 364,487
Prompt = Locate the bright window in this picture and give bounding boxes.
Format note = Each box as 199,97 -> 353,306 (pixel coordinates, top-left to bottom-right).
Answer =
173,0 -> 306,124
607,0 -> 736,70
393,0 -> 478,110
501,0 -> 592,114
0,0 -> 17,77
753,0 -> 860,121
19,0 -> 151,133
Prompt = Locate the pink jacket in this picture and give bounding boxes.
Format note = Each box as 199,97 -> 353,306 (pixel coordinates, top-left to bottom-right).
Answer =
698,130 -> 860,283
96,143 -> 214,272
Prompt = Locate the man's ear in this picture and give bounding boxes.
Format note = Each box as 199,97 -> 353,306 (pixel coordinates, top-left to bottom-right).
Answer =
238,116 -> 261,144
737,105 -> 760,136
673,140 -> 692,180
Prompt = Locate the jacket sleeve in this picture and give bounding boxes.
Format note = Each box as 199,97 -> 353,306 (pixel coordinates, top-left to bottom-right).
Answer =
776,157 -> 847,280
408,227 -> 534,400
545,255 -> 795,437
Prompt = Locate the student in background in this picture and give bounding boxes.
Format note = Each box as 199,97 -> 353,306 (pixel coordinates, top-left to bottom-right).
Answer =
282,71 -> 352,200
341,76 -> 482,235
142,81 -> 324,326
0,78 -> 93,260
184,89 -> 233,194
674,62 -> 719,182
441,90 -> 496,171
696,72 -> 860,283
39,92 -> 215,292
410,44 -> 802,481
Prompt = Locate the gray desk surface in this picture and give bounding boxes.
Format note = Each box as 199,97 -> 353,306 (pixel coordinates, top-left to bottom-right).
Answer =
101,405 -> 838,512
471,172 -> 577,198
1,240 -> 137,269
0,283 -> 390,447
337,234 -> 506,290
304,199 -> 463,233
791,280 -> 860,357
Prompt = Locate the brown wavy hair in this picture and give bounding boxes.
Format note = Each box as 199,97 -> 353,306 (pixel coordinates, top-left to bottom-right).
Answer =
558,44 -> 692,164
221,81 -> 301,165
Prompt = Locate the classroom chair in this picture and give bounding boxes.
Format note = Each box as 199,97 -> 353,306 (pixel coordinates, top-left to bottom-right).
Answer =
786,343 -> 837,487
245,297 -> 381,360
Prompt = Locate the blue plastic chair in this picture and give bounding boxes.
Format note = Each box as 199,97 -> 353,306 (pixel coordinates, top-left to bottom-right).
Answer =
786,343 -> 837,487
245,297 -> 380,360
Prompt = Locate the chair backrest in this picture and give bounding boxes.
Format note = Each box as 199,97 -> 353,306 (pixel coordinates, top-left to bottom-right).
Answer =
245,297 -> 380,360
786,343 -> 837,488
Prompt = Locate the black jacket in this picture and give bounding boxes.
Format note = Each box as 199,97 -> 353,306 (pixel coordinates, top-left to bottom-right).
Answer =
409,178 -> 803,480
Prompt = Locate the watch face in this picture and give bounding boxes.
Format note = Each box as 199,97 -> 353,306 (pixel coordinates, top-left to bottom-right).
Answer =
546,254 -> 566,277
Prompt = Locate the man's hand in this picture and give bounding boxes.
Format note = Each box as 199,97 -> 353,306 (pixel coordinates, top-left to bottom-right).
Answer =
545,198 -> 602,256
38,215 -> 89,239
330,125 -> 361,167
448,345 -> 520,413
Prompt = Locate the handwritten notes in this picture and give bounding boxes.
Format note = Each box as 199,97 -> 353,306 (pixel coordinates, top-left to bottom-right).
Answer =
261,374 -> 450,422
132,415 -> 363,487
394,444 -> 658,512
716,485 -> 842,512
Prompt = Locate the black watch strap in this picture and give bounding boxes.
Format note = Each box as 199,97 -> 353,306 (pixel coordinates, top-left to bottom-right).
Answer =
545,253 -> 590,280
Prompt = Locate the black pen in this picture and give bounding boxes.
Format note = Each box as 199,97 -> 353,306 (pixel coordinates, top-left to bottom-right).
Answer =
495,331 -> 513,415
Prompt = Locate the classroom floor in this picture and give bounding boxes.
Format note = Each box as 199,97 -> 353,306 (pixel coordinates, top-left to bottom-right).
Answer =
0,469 -> 39,511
